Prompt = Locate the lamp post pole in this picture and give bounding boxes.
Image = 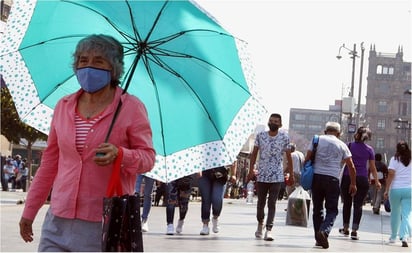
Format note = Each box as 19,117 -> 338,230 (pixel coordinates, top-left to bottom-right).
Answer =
394,118 -> 411,146
337,43 -> 358,125
356,43 -> 365,127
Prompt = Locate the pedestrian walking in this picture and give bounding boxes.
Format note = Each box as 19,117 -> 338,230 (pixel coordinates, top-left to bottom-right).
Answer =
135,174 -> 156,232
247,113 -> 293,241
18,34 -> 156,252
285,143 -> 304,196
307,121 -> 357,249
199,163 -> 236,235
165,175 -> 193,235
384,141 -> 411,248
339,126 -> 381,240
371,153 -> 388,214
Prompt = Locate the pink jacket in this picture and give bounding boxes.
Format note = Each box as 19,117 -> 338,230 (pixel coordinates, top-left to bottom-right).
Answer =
23,87 -> 156,222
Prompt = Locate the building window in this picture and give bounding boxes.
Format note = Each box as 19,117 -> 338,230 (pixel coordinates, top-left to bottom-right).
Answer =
399,102 -> 408,116
309,115 -> 322,121
376,137 -> 385,149
294,114 -> 306,120
376,65 -> 382,74
377,83 -> 390,93
308,125 -> 322,131
377,119 -> 386,130
388,66 -> 394,75
291,123 -> 306,130
382,66 -> 389,75
378,101 -> 387,113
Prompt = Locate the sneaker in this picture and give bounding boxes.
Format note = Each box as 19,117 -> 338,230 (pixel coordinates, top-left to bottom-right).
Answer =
200,225 -> 209,235
176,220 -> 184,234
351,231 -> 359,240
255,223 -> 264,239
372,208 -> 380,215
402,238 -> 409,247
316,231 -> 329,249
212,217 -> 219,233
388,237 -> 396,244
166,224 -> 174,235
339,228 -> 349,236
264,230 -> 274,241
141,219 -> 149,232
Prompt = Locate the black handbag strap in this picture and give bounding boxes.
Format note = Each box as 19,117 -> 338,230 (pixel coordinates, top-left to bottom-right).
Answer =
310,135 -> 319,162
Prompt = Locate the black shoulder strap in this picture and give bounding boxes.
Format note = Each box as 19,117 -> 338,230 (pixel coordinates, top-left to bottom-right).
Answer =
311,135 -> 319,162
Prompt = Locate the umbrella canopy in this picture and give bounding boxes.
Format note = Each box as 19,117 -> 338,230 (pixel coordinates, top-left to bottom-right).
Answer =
0,0 -> 266,182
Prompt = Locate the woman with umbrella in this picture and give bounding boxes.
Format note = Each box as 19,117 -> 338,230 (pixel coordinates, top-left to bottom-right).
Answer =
18,34 -> 156,251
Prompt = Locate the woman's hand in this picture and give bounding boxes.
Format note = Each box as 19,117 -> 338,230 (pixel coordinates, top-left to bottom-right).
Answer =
19,217 -> 34,242
383,191 -> 389,200
229,175 -> 236,184
94,143 -> 118,166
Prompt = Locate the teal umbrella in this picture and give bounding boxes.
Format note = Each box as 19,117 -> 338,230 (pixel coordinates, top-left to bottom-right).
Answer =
0,0 -> 266,182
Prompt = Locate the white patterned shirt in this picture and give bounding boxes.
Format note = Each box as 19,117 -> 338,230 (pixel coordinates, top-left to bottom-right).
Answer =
254,130 -> 290,183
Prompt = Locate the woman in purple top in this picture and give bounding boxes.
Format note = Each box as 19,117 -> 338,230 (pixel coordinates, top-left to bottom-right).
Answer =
339,127 -> 381,240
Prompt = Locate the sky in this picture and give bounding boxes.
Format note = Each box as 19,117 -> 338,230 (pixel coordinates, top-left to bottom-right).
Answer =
196,0 -> 411,128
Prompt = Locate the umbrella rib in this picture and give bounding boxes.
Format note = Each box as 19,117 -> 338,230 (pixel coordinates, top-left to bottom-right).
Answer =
146,29 -> 249,94
61,0 -> 138,44
143,53 -> 226,143
124,0 -> 142,42
147,47 -> 250,95
19,74 -> 75,121
143,0 -> 170,44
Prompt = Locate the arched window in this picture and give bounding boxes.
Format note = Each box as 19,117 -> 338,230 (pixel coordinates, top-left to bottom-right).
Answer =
383,66 -> 389,74
388,66 -> 394,75
376,65 -> 382,74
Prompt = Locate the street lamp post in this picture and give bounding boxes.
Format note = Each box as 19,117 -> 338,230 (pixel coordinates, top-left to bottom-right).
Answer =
337,43 -> 358,125
394,118 -> 411,146
356,43 -> 365,127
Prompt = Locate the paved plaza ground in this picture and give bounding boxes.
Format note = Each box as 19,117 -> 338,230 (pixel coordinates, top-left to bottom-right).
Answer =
0,190 -> 410,252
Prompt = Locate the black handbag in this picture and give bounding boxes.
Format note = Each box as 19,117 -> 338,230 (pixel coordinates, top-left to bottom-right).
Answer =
101,132 -> 143,251
206,166 -> 228,184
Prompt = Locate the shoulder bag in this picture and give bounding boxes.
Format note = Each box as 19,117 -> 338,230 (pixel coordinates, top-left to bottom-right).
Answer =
300,135 -> 319,191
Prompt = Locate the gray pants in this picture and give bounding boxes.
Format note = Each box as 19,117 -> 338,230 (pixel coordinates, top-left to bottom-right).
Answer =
38,208 -> 101,252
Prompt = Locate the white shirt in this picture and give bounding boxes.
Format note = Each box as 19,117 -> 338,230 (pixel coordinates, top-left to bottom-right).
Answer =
388,157 -> 411,189
291,150 -> 304,174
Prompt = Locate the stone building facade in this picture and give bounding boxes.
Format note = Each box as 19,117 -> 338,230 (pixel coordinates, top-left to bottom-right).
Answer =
365,45 -> 411,160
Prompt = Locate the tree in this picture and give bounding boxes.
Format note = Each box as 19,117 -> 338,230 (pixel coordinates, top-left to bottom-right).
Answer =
1,85 -> 48,185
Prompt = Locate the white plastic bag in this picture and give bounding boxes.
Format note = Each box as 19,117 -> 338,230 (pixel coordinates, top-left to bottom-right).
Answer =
285,186 -> 311,227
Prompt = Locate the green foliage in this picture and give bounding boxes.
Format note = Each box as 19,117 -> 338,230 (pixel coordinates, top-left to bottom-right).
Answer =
1,86 -> 48,144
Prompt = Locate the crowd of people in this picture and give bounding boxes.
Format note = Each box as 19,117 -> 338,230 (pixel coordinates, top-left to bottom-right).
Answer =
9,34 -> 409,251
1,154 -> 29,192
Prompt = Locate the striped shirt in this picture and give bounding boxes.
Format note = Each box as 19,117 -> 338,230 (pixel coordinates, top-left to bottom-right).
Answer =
75,113 -> 101,155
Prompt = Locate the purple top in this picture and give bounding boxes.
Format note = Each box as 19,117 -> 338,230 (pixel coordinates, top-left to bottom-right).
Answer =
343,142 -> 375,177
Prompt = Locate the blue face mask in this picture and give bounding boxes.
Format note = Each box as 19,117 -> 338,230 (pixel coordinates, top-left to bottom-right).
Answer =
76,67 -> 111,93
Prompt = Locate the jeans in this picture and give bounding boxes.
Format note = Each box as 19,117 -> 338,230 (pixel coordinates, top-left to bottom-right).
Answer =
166,180 -> 191,224
135,175 -> 155,220
256,181 -> 282,231
312,174 -> 340,236
340,175 -> 369,231
198,174 -> 225,223
389,187 -> 412,241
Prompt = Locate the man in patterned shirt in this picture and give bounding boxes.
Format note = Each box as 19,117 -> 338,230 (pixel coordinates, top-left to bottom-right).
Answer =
247,113 -> 293,241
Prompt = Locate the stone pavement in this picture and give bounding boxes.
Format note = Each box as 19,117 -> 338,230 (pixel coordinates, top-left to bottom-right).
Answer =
1,190 -> 410,252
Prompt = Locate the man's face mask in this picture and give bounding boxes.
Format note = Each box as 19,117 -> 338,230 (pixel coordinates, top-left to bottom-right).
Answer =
76,67 -> 111,93
268,123 -> 279,132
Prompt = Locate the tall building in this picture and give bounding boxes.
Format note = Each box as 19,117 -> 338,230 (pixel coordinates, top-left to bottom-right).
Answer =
365,45 -> 411,160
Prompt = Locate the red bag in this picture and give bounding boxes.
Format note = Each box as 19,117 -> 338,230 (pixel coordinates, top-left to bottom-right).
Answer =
102,148 -> 143,252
